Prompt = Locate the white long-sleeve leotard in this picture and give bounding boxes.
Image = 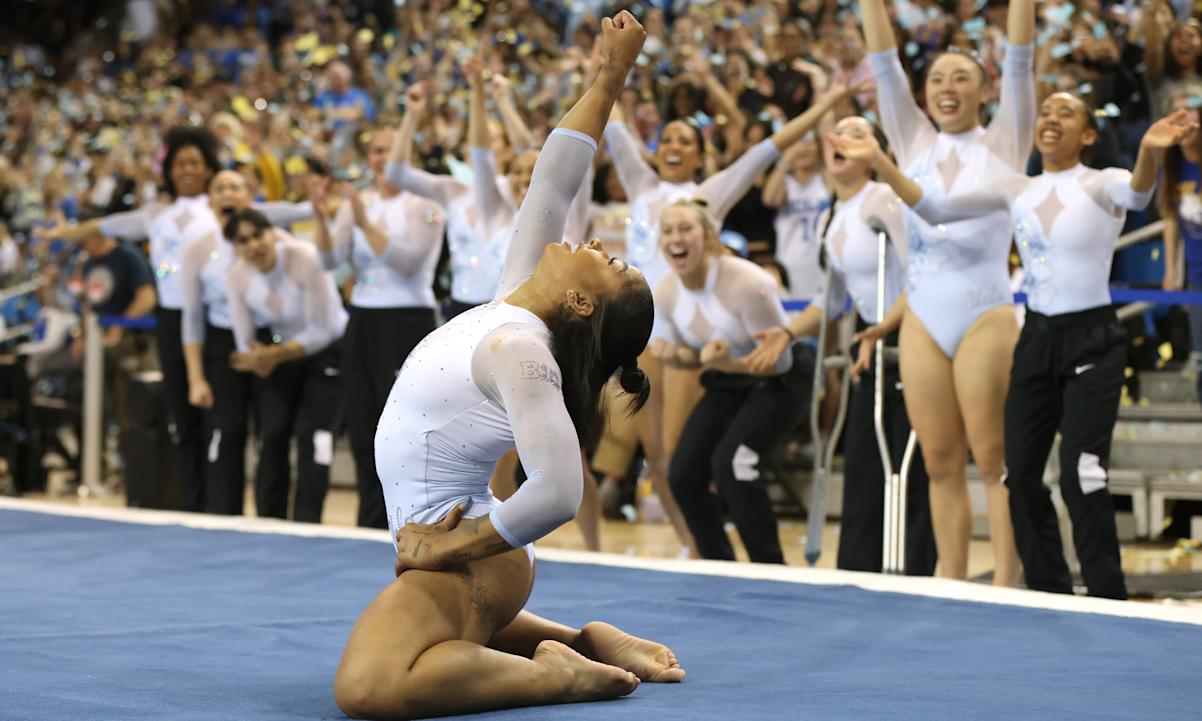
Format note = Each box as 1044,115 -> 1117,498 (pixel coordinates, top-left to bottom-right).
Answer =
471,147 -> 593,252
385,162 -> 512,305
180,202 -> 314,344
813,181 -> 909,324
603,121 -> 781,290
912,163 -> 1153,316
870,43 -> 1034,356
227,232 -> 348,355
375,128 -> 598,550
319,190 -> 445,309
653,254 -> 793,374
98,195 -> 222,310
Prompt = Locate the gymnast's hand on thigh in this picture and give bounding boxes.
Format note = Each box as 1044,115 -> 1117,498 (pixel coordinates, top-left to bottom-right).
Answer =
394,503 -> 468,575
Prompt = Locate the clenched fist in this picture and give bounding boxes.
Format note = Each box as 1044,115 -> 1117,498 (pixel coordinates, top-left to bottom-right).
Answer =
599,10 -> 646,78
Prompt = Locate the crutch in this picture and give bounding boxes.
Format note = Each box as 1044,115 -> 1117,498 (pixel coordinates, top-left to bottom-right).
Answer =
868,218 -> 916,575
804,256 -> 853,566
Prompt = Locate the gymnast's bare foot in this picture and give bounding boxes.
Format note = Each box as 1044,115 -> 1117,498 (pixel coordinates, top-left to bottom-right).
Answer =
533,640 -> 640,702
575,621 -> 686,682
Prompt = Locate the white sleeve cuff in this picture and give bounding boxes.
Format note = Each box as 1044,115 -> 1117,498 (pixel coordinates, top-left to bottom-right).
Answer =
549,127 -> 599,154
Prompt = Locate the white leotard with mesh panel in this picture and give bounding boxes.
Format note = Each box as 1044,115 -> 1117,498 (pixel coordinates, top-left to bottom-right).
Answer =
318,189 -> 445,309
603,122 -> 782,290
652,254 -> 793,374
374,128 -> 599,556
99,195 -> 222,310
226,232 -> 348,355
774,173 -> 831,301
385,163 -> 516,305
179,202 -> 314,345
912,163 -> 1153,316
812,181 -> 909,323
870,43 -> 1035,357
471,147 -> 593,250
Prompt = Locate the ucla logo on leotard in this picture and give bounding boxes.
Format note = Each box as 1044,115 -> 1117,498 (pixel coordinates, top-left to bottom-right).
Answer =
519,361 -> 561,389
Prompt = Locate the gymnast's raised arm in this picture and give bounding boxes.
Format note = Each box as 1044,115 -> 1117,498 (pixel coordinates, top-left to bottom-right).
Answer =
862,0 -> 935,169
493,12 -> 646,298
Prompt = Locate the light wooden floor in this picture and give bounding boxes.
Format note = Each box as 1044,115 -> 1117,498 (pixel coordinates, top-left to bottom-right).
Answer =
23,483 -> 1202,579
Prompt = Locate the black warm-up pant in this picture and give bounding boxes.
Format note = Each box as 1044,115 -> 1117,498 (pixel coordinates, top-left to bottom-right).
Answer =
154,307 -> 205,512
342,306 -> 436,528
445,299 -> 481,320
202,325 -> 255,516
255,342 -> 343,523
669,345 -> 814,564
1005,306 -> 1127,600
837,337 -> 938,576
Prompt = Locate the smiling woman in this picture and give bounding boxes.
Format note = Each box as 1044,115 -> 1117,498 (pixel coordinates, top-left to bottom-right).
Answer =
838,92 -> 1195,598
651,198 -> 812,565
36,125 -> 224,514
747,109 -> 940,577
862,0 -> 1035,586
599,82 -> 860,556
176,170 -> 316,517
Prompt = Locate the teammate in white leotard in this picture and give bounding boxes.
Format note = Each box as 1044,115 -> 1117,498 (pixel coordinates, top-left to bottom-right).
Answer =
37,126 -> 223,513
178,170 -> 314,516
836,97 -> 1195,597
334,16 -> 683,720
384,74 -> 531,318
749,114 -> 938,576
861,0 -> 1034,585
312,126 -> 445,529
224,208 -> 348,523
650,197 -> 811,564
598,84 -> 861,554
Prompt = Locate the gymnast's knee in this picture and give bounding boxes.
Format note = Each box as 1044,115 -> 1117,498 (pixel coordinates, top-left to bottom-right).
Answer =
334,664 -> 418,721
333,670 -> 381,720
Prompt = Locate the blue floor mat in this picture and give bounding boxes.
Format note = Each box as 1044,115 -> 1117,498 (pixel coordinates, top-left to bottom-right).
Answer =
1,508 -> 1198,721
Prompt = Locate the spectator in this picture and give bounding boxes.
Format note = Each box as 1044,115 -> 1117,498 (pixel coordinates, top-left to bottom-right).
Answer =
314,60 -> 377,131
74,229 -> 157,464
1143,0 -> 1202,116
1160,91 -> 1202,402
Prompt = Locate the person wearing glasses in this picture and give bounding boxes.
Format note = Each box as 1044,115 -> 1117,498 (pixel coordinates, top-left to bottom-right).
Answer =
224,208 -> 348,523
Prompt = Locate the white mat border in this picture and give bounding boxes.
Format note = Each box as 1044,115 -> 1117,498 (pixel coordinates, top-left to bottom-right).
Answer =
5,497 -> 1201,627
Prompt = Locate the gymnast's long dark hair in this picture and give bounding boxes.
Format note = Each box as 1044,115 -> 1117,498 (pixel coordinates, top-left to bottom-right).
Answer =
547,277 -> 654,443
